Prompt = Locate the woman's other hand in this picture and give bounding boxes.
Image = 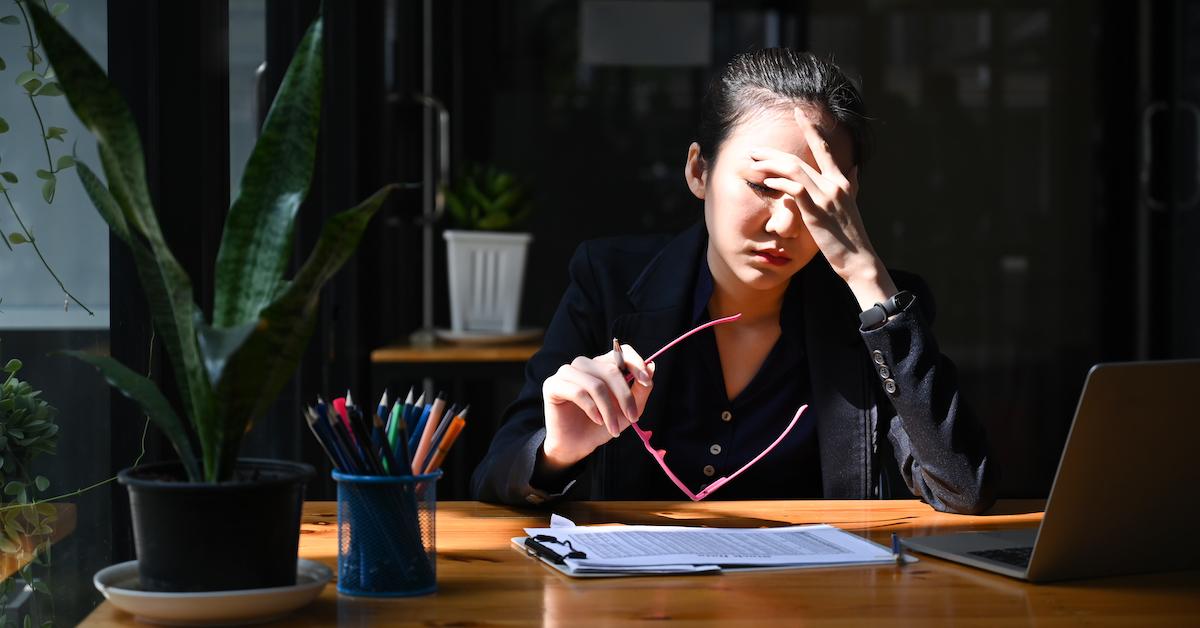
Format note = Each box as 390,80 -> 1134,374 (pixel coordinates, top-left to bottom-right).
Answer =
748,106 -> 898,309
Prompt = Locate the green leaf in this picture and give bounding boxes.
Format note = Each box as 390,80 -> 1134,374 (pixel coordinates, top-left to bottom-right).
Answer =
213,17 -> 324,328
4,359 -> 22,374
0,172 -> 14,184
35,169 -> 53,180
44,126 -> 66,141
60,351 -> 201,481
0,15 -> 19,25
26,48 -> 41,67
22,78 -> 41,94
14,70 -> 39,87
29,6 -> 153,227
0,117 -> 7,134
8,233 -> 29,245
32,4 -> 213,464
208,183 -> 396,477
0,56 -> 6,71
33,82 -> 63,97
34,476 -> 48,492
4,482 -> 23,496
40,177 -> 55,203
75,160 -> 129,243
50,3 -> 68,18
56,154 -> 74,169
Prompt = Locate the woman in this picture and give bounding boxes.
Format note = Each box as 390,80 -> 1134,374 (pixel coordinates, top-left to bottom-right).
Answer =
471,48 -> 995,514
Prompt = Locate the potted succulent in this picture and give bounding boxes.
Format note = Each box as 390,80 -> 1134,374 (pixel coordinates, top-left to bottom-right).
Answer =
441,163 -> 534,334
30,6 -> 396,592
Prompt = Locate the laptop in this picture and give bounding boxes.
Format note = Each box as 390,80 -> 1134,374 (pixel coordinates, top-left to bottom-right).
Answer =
903,360 -> 1200,583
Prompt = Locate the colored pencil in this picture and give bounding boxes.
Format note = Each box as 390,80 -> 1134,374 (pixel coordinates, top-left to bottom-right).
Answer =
410,392 -> 446,473
422,415 -> 465,474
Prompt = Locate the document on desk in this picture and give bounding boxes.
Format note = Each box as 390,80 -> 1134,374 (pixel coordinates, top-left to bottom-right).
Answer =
514,516 -> 912,577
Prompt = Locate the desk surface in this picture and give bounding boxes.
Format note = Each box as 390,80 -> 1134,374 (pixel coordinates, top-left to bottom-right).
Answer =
82,500 -> 1200,626
370,342 -> 539,363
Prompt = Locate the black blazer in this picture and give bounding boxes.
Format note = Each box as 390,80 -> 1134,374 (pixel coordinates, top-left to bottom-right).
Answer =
471,222 -> 996,514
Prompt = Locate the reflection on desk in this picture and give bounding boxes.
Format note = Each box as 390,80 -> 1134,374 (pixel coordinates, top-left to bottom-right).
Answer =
81,500 -> 1200,626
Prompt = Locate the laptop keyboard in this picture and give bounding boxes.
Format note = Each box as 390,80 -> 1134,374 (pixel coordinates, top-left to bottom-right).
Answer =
968,546 -> 1033,568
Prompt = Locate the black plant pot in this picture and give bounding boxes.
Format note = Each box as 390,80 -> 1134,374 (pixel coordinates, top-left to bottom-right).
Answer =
117,458 -> 315,592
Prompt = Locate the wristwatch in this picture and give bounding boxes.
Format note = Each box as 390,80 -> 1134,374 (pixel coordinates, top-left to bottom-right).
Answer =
859,290 -> 914,330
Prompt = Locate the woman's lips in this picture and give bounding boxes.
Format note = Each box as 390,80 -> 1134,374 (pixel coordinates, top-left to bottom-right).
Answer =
752,250 -> 791,266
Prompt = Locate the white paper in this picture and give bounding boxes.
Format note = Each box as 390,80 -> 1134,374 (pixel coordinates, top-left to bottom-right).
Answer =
520,522 -> 902,576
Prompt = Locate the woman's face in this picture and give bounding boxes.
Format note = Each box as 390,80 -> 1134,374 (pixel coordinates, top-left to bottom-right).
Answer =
685,104 -> 855,293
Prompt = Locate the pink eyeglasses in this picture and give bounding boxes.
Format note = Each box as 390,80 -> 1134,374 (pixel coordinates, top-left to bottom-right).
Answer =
617,313 -> 808,501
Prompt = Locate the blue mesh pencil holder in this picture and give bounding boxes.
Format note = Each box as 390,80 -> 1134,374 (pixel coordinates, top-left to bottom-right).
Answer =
332,469 -> 442,597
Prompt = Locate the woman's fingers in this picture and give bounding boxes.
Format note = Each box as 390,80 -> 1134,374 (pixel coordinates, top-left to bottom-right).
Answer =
631,362 -> 656,416
793,106 -> 846,184
618,344 -> 653,387
578,355 -> 639,423
544,368 -> 605,427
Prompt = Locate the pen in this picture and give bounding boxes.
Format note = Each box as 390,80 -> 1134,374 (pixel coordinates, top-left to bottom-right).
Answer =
612,338 -> 632,384
891,533 -> 905,566
613,337 -> 651,387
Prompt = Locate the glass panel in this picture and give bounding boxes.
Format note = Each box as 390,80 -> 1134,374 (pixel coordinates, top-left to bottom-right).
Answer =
0,2 -> 111,624
809,1 -> 1100,496
229,0 -> 267,197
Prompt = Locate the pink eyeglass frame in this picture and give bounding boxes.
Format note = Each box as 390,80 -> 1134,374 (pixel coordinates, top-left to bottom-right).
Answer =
619,313 -> 808,501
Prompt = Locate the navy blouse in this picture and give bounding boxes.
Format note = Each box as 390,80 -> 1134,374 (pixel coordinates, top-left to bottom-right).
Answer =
650,258 -> 823,499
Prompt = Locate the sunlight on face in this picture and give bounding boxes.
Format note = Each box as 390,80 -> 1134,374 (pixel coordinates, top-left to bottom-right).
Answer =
691,104 -> 855,293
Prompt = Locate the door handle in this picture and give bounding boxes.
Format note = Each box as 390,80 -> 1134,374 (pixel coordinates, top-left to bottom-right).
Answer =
1140,101 -> 1200,211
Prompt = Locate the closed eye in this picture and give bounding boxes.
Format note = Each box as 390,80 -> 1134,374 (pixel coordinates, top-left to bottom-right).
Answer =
745,180 -> 777,196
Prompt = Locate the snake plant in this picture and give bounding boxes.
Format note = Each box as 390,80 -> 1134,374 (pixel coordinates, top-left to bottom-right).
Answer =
29,5 -> 396,482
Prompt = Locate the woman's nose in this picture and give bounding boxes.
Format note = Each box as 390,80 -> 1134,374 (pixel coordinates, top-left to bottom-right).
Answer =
764,197 -> 802,238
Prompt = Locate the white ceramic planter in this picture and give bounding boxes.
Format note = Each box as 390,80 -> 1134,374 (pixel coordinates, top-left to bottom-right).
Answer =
443,230 -> 532,333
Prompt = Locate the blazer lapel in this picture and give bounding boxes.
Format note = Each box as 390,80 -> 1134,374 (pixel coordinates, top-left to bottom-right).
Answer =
596,222 -> 707,497
612,221 -> 708,433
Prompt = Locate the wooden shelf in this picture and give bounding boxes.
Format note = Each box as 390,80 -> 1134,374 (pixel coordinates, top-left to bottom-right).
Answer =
370,342 -> 540,364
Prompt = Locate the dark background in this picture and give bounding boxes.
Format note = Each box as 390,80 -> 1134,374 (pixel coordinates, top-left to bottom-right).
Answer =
4,1 -> 1198,622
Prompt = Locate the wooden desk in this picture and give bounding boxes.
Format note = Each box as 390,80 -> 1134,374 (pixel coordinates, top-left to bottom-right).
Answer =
82,500 -> 1200,626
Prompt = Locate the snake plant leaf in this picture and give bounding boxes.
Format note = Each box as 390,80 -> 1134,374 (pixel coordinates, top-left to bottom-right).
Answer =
34,4 -> 213,452
61,351 -> 201,481
28,5 -> 153,230
195,317 -> 256,392
213,17 -> 323,328
207,184 -> 396,478
75,160 -> 130,253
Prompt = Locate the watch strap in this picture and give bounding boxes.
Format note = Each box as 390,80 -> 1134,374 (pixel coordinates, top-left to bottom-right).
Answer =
859,290 -> 914,330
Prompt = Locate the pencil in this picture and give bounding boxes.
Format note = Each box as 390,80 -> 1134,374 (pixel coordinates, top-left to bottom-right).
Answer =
348,404 -> 385,474
407,399 -> 436,456
421,405 -> 467,471
387,387 -> 413,446
410,392 -> 447,475
304,407 -> 345,471
372,413 -> 400,475
389,400 -> 413,475
422,415 -> 465,474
